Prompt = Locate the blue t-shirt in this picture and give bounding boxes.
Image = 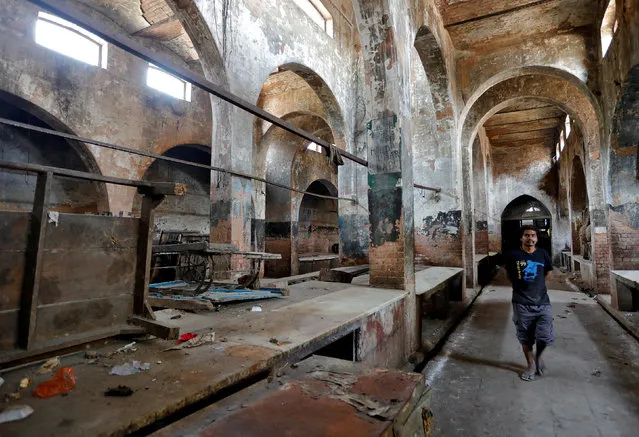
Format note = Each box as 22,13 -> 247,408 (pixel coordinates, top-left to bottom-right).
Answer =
505,248 -> 553,305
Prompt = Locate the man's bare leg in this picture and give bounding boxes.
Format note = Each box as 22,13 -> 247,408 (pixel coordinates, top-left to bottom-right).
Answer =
535,341 -> 547,375
521,344 -> 536,380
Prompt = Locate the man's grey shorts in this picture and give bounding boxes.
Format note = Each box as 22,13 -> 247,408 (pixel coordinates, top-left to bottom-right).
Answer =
512,303 -> 555,346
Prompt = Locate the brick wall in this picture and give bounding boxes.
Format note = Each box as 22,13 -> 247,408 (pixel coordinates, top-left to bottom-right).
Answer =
414,233 -> 463,267
474,230 -> 489,254
370,241 -> 406,289
593,232 -> 611,294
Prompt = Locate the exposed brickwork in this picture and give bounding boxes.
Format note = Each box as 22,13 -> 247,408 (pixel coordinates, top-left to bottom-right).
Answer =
369,241 -> 406,289
414,234 -> 463,267
593,232 -> 611,294
474,230 -> 489,254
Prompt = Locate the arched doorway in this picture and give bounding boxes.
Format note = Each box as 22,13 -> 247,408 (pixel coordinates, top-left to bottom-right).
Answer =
501,195 -> 552,255
296,180 -> 339,274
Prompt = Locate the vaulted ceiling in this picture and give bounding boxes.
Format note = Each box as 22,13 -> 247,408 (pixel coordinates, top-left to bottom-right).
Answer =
78,0 -> 198,62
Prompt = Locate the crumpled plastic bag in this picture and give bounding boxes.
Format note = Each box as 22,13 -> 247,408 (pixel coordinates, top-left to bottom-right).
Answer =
33,367 -> 76,398
109,361 -> 151,376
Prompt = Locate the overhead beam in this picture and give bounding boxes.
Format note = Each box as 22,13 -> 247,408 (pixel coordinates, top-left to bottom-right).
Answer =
132,16 -> 182,40
489,128 -> 559,143
26,0 -> 368,167
444,0 -> 554,27
484,118 -> 564,135
485,107 -> 566,126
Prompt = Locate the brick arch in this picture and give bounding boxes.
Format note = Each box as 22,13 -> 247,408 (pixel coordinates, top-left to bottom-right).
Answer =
459,68 -> 605,210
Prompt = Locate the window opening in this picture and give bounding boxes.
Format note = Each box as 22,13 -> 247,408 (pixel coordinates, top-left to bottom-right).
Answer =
35,11 -> 108,68
292,0 -> 334,37
564,115 -> 571,139
147,64 -> 192,101
600,0 -> 617,57
306,142 -> 323,153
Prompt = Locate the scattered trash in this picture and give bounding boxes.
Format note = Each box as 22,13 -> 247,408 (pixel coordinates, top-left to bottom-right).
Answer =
47,211 -> 59,226
592,369 -> 602,377
170,314 -> 182,320
165,332 -> 215,351
220,337 -> 228,342
557,314 -> 567,318
37,357 -> 61,375
177,333 -> 198,344
157,361 -> 162,364
115,342 -> 137,353
269,338 -> 279,344
19,378 -> 32,389
109,361 -> 151,376
33,368 -> 76,398
215,346 -> 225,350
85,351 -> 100,360
567,303 -> 577,308
5,392 -> 21,401
0,405 -> 34,424
104,385 -> 134,397
250,305 -> 263,312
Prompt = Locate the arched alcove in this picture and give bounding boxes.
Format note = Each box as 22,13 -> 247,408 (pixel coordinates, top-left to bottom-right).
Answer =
0,91 -> 107,213
297,180 -> 339,274
133,145 -> 211,240
501,195 -> 552,255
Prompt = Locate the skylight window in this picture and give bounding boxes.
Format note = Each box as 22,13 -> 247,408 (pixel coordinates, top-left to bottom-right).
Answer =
146,64 -> 192,101
307,142 -> 323,153
292,0 -> 334,37
600,0 -> 617,57
35,11 -> 108,68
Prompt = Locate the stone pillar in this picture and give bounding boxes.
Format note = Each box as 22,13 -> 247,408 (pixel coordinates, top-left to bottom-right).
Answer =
353,0 -> 417,354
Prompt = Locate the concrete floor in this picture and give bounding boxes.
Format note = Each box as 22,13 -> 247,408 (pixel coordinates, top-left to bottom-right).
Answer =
424,283 -> 639,437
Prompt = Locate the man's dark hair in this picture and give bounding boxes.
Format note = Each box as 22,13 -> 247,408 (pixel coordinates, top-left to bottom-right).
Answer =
520,224 -> 538,237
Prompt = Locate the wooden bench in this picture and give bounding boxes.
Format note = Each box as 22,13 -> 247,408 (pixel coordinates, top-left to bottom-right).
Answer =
611,270 -> 639,312
319,264 -> 370,283
415,267 -> 464,321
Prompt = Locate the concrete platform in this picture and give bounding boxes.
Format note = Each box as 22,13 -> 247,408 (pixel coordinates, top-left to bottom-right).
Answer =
424,286 -> 639,437
0,284 -> 405,437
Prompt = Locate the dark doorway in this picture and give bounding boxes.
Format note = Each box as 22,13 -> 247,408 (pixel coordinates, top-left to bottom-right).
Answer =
501,195 -> 552,255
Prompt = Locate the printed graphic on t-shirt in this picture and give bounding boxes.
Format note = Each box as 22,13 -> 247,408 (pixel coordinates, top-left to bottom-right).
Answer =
516,260 -> 544,281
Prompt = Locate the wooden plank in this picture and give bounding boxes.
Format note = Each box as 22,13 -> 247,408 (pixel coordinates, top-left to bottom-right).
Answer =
489,128 -> 558,143
128,315 -> 179,340
43,214 -> 139,250
0,251 -> 25,311
0,309 -> 19,350
152,241 -> 210,253
135,195 -> 164,315
441,0 -> 546,26
485,107 -> 565,126
19,171 -> 51,350
0,211 -> 30,249
147,296 -> 214,312
484,118 -> 564,136
38,249 -> 137,305
318,265 -> 370,283
34,294 -> 133,343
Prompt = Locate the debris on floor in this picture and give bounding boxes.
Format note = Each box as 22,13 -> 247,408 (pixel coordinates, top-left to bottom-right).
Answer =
0,405 -> 34,424
250,305 -> 263,312
109,361 -> 151,376
177,333 -> 198,344
149,280 -> 286,306
33,368 -> 76,398
37,357 -> 61,374
19,378 -> 31,389
165,332 -> 215,351
592,369 -> 602,377
104,385 -> 134,397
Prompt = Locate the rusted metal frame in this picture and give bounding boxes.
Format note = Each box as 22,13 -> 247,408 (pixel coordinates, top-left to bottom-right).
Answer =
135,194 -> 166,317
26,0 -> 367,167
18,171 -> 52,350
1,158 -> 151,189
0,118 -> 361,204
413,183 -> 442,193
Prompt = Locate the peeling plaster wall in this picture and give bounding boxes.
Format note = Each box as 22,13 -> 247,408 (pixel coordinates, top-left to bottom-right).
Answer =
597,0 -> 639,302
195,0 -> 360,256
0,0 -> 212,215
491,140 -> 569,262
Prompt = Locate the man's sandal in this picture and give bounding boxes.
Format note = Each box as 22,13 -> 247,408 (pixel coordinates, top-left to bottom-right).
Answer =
520,370 -> 536,381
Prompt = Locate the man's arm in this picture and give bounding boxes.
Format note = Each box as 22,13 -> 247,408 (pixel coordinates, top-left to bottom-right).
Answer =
544,250 -> 553,280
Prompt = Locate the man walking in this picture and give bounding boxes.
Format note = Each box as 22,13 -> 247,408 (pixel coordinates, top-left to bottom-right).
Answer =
505,225 -> 554,381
